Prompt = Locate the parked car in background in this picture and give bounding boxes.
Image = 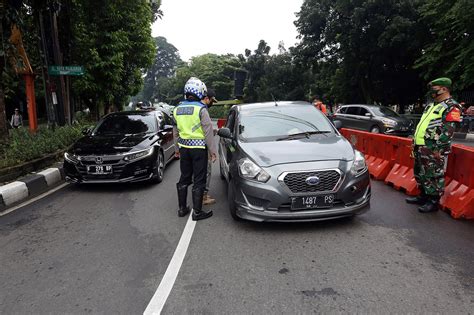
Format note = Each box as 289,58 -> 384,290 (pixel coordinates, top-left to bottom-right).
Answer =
217,101 -> 370,222
333,104 -> 413,136
64,109 -> 176,184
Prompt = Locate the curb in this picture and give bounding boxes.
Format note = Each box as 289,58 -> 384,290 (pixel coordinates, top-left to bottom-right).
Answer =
0,166 -> 65,213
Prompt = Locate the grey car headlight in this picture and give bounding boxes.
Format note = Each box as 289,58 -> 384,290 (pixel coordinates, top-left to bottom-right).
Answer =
123,147 -> 154,162
64,152 -> 80,164
238,158 -> 270,183
350,150 -> 368,176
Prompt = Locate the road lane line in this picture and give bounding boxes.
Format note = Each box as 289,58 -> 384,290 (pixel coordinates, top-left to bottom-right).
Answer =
144,214 -> 197,315
0,183 -> 69,217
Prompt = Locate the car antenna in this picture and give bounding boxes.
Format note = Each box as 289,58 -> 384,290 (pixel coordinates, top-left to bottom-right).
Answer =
271,93 -> 278,106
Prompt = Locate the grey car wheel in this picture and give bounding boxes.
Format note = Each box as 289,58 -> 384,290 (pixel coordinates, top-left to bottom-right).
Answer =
228,179 -> 241,221
370,126 -> 381,133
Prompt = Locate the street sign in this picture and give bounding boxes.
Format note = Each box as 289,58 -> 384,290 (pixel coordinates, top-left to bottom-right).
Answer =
48,65 -> 84,76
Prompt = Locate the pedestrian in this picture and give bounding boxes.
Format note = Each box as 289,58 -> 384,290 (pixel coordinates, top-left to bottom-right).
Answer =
406,77 -> 462,212
10,108 -> 23,128
173,77 -> 217,221
312,96 -> 327,115
201,88 -> 218,205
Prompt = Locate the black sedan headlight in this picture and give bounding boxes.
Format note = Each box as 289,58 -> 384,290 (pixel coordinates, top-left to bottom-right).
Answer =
64,152 -> 80,164
123,147 -> 154,162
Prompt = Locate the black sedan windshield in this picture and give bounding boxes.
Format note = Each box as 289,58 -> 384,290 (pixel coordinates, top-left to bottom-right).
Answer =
93,114 -> 157,135
239,106 -> 334,142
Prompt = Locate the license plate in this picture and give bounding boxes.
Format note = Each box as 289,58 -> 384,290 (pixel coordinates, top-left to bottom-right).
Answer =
291,194 -> 335,210
87,165 -> 113,174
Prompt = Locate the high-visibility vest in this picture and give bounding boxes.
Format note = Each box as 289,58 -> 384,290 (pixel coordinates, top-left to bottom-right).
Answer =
414,102 -> 448,145
173,101 -> 206,149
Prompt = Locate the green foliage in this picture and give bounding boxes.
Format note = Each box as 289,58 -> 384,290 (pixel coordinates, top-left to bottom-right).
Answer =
295,0 -> 430,106
415,0 -> 474,91
207,105 -> 230,119
0,124 -> 88,169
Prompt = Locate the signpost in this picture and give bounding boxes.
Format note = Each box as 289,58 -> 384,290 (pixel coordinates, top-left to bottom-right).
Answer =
48,65 -> 84,76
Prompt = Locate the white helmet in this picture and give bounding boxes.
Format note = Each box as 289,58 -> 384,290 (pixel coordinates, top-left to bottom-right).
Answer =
184,77 -> 207,100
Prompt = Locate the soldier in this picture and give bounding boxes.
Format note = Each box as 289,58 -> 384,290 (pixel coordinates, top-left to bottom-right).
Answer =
406,77 -> 462,212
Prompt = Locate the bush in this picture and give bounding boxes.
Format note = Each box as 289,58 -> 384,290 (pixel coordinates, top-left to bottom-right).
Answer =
0,123 -> 91,169
208,105 -> 230,119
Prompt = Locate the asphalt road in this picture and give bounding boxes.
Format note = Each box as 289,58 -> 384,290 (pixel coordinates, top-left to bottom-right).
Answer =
0,152 -> 473,314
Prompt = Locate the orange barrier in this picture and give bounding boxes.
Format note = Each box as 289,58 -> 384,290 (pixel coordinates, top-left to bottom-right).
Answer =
441,145 -> 474,219
340,129 -> 398,181
341,128 -> 474,219
217,119 -> 227,129
383,137 -> 420,196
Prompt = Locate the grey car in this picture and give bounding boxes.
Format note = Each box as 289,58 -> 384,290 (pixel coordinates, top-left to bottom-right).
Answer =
217,101 -> 371,222
334,104 -> 413,136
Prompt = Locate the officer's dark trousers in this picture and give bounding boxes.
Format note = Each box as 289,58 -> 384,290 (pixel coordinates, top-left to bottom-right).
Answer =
177,147 -> 208,190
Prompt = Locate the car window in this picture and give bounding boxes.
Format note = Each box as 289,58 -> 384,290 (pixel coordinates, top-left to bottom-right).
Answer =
371,106 -> 400,117
226,111 -> 236,133
238,105 -> 334,142
93,114 -> 157,135
338,107 -> 347,114
345,106 -> 359,115
358,108 -> 369,116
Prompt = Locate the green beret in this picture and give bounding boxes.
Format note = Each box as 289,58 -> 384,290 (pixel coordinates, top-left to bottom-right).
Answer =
429,77 -> 452,88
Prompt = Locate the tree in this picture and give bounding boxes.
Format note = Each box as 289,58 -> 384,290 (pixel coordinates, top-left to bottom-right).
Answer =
415,0 -> 474,92
71,0 -> 155,113
142,36 -> 181,102
294,0 -> 429,108
239,40 -> 271,102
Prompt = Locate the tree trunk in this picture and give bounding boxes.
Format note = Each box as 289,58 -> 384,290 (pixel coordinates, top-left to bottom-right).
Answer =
0,85 -> 8,140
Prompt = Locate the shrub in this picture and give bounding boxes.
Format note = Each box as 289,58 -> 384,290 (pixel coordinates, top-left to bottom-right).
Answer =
208,105 -> 230,119
0,123 -> 91,169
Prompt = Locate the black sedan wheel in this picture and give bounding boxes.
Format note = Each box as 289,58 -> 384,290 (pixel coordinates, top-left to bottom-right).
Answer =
151,151 -> 164,184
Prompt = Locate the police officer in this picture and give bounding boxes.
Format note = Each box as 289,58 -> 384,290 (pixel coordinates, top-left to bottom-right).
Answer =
201,88 -> 218,205
173,77 -> 217,221
406,77 -> 462,212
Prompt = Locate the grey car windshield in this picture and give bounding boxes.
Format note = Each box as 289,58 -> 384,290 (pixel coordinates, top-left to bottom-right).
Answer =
93,115 -> 157,135
371,106 -> 400,117
238,106 -> 334,142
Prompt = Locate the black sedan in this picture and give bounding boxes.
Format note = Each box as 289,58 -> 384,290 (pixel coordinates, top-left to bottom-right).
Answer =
64,110 -> 176,184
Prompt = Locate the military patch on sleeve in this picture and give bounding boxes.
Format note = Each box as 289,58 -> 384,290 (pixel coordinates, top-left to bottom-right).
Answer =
445,107 -> 461,122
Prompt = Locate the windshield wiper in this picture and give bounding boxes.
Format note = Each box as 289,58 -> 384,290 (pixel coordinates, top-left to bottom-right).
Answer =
276,131 -> 331,141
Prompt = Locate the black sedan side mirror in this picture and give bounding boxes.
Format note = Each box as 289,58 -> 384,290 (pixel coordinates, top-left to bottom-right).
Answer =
82,127 -> 92,135
333,120 -> 342,130
217,127 -> 232,139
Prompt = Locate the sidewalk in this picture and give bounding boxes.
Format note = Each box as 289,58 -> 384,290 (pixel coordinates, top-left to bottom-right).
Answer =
453,131 -> 474,142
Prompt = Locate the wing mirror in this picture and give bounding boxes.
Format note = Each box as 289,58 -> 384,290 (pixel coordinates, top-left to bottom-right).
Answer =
163,124 -> 174,131
217,127 -> 232,139
333,120 -> 342,130
365,112 -> 373,117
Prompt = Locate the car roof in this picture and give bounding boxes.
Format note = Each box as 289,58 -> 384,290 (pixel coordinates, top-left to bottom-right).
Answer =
234,101 -> 312,112
341,104 -> 385,108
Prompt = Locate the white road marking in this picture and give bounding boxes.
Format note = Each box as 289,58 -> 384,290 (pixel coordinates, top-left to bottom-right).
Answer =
144,214 -> 197,315
0,182 -> 69,217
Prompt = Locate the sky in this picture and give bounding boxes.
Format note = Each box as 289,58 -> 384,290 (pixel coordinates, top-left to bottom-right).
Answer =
151,0 -> 304,62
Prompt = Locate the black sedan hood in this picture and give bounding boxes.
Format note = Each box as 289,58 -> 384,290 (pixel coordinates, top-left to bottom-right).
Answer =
238,135 -> 354,167
70,134 -> 154,155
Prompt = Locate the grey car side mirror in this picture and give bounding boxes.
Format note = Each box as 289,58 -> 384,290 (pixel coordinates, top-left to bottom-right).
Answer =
218,127 -> 232,139
333,120 -> 342,130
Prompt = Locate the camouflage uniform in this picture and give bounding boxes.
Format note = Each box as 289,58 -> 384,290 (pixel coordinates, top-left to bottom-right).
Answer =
413,98 -> 461,198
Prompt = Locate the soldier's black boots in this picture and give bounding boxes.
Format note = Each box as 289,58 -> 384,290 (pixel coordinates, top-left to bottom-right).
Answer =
405,195 -> 427,205
177,184 -> 191,217
191,188 -> 213,221
418,199 -> 439,213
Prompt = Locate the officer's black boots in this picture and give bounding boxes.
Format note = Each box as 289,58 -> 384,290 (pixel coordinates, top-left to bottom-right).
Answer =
418,198 -> 439,213
191,188 -> 213,221
177,184 -> 191,217
406,192 -> 426,205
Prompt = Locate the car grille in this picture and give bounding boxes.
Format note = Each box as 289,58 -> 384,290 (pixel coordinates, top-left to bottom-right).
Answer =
282,170 -> 341,193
